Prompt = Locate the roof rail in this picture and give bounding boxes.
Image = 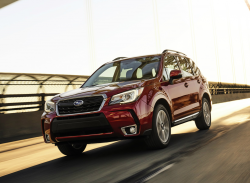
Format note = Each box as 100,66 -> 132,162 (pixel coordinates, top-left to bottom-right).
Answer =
113,57 -> 127,61
162,49 -> 186,56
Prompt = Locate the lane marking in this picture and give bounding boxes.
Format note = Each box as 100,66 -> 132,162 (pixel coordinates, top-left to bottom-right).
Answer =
237,118 -> 250,122
0,142 -> 43,154
138,164 -> 174,183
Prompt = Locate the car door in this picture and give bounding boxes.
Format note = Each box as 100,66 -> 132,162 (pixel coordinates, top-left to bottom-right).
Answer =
160,55 -> 190,121
174,56 -> 200,119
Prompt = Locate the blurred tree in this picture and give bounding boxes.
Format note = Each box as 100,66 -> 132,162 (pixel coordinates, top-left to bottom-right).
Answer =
245,0 -> 250,11
0,0 -> 18,9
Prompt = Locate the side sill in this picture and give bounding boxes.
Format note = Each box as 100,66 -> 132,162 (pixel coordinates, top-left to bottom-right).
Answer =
172,111 -> 201,127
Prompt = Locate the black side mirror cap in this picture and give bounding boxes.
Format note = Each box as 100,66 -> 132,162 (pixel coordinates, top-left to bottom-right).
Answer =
169,73 -> 182,84
170,74 -> 182,80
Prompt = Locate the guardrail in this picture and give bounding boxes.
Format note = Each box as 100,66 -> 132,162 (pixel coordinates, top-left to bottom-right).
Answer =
1,81 -> 250,113
0,72 -> 88,114
208,82 -> 250,95
0,93 -> 58,112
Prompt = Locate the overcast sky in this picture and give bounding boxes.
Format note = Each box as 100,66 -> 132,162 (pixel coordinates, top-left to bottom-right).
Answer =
0,0 -> 250,84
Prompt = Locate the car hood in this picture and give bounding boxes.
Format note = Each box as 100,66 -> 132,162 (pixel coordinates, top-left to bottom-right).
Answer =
57,80 -> 145,100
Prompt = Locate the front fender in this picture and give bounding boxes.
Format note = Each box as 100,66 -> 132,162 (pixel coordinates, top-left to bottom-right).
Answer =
144,83 -> 173,117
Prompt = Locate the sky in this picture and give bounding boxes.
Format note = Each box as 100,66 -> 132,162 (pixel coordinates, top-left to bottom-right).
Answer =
0,0 -> 250,84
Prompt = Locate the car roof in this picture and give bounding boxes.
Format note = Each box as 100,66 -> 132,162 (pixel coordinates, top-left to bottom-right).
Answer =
110,53 -> 162,63
106,51 -> 194,65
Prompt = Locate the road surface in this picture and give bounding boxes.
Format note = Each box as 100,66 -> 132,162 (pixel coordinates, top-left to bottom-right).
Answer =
0,98 -> 250,183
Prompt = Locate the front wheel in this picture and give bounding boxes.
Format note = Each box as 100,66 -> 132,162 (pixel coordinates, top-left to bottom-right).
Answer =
195,98 -> 211,130
57,143 -> 87,156
144,104 -> 171,149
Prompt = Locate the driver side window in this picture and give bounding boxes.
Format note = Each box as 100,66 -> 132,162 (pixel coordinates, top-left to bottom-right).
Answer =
163,55 -> 180,81
177,56 -> 194,77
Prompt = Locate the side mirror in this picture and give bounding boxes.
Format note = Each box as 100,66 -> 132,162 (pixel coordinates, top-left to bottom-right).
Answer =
170,70 -> 182,79
170,70 -> 182,84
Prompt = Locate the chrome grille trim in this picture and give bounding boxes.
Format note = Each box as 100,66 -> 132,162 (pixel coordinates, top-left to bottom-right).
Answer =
56,94 -> 107,116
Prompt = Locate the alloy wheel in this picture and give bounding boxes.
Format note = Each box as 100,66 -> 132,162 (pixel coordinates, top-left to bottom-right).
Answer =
203,101 -> 211,125
156,110 -> 170,143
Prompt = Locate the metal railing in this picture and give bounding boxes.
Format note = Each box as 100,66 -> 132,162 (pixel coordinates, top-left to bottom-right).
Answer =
1,81 -> 250,114
0,73 -> 89,114
208,82 -> 250,95
0,93 -> 58,112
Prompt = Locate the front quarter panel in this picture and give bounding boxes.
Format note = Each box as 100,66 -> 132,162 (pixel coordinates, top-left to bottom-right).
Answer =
143,79 -> 173,121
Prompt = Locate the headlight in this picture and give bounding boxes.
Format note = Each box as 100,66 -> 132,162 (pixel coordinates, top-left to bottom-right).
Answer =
110,87 -> 144,105
44,100 -> 55,112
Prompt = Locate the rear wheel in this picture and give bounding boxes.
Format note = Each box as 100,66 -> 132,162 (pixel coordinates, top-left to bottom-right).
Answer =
144,104 -> 171,149
57,143 -> 87,156
195,98 -> 211,130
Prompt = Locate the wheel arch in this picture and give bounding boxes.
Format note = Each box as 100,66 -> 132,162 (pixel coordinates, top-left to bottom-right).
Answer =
202,92 -> 212,110
154,98 -> 172,122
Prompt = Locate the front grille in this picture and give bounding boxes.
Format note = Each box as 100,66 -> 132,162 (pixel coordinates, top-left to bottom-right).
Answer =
57,96 -> 104,115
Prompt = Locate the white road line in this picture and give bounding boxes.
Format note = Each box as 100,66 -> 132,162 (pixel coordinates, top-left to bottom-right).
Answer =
237,118 -> 250,122
141,164 -> 174,182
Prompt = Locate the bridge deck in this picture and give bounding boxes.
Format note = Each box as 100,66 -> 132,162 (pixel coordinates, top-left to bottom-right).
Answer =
1,98 -> 250,182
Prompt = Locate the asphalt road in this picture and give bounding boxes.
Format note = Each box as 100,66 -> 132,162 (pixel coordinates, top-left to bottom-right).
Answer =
1,98 -> 250,183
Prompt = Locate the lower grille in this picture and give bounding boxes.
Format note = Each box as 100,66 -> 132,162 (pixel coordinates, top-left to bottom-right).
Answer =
54,126 -> 113,137
57,96 -> 104,115
51,113 -> 113,137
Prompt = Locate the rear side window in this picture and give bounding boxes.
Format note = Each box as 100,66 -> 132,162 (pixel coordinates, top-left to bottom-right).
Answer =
163,55 -> 180,80
190,59 -> 200,75
177,56 -> 194,77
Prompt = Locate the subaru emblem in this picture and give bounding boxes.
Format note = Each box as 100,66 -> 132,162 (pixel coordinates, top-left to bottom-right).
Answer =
73,100 -> 84,106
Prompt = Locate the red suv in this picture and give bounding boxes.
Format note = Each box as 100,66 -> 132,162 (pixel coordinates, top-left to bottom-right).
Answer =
41,49 -> 212,156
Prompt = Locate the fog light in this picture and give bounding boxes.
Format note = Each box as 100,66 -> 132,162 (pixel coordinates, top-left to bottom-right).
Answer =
130,127 -> 136,134
45,134 -> 50,142
121,125 -> 137,135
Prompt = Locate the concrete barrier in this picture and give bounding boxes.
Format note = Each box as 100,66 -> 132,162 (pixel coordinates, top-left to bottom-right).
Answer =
0,111 -> 43,143
0,93 -> 250,143
212,93 -> 250,104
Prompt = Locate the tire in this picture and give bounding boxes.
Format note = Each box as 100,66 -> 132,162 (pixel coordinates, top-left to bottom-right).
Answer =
195,98 -> 211,130
144,104 -> 171,149
57,143 -> 87,156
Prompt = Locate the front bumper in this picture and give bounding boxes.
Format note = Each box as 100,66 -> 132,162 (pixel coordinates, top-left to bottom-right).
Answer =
41,98 -> 153,143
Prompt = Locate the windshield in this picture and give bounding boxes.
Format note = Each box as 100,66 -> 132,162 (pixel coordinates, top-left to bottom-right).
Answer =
82,56 -> 161,87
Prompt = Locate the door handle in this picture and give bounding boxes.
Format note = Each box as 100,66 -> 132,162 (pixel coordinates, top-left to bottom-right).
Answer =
184,83 -> 188,87
197,80 -> 200,84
